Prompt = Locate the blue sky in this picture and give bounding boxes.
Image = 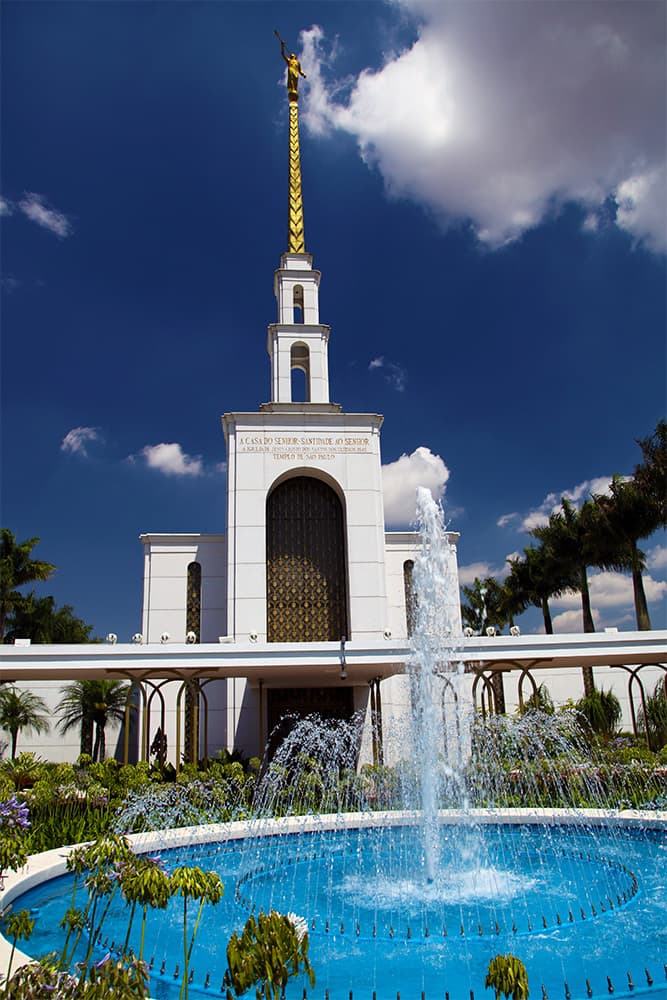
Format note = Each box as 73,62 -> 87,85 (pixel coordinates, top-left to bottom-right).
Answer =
1,0 -> 665,641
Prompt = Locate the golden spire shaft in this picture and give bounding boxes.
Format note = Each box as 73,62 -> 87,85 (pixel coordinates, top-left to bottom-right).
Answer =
276,31 -> 307,254
287,99 -> 306,253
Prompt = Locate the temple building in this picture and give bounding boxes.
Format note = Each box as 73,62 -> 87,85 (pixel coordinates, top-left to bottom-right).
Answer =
3,46 -> 663,765
137,49 -> 460,760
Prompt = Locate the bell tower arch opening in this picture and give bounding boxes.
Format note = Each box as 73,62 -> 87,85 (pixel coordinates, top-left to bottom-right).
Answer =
266,475 -> 349,643
290,342 -> 310,402
293,283 -> 304,322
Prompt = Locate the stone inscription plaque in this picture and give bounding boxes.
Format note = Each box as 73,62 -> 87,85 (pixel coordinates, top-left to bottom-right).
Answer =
238,433 -> 372,462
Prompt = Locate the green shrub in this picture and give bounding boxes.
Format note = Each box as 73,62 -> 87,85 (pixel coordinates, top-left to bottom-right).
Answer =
638,680 -> 667,750
576,689 -> 622,743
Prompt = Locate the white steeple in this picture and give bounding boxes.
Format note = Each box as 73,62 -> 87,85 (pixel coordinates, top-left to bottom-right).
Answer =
268,251 -> 331,404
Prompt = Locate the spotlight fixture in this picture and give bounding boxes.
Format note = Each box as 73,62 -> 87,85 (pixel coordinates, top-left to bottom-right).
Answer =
186,631 -> 197,644
485,626 -> 497,637
131,633 -> 144,644
106,633 -> 117,644
463,626 -> 474,638
160,632 -> 170,643
510,625 -> 521,637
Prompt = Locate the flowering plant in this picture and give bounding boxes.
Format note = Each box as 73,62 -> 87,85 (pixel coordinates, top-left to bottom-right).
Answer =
0,795 -> 30,882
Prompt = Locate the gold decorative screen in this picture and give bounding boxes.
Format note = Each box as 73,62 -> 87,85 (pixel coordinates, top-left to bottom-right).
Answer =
403,559 -> 415,637
186,562 -> 201,640
267,476 -> 348,642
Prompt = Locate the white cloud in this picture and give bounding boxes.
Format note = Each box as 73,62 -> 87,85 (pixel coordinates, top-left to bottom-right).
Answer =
137,443 -> 203,477
382,446 -> 449,525
459,560 -> 508,586
61,426 -> 101,458
368,356 -> 407,392
18,192 -> 72,238
614,165 -> 667,252
552,608 -> 602,634
647,544 -> 667,572
551,570 -> 667,610
0,197 -> 13,216
299,3 -> 666,251
504,476 -> 615,533
497,512 -> 519,528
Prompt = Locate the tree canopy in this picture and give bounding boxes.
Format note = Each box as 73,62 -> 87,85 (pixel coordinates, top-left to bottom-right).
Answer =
0,687 -> 50,759
0,530 -> 55,641
56,680 -> 131,762
1,530 -> 96,643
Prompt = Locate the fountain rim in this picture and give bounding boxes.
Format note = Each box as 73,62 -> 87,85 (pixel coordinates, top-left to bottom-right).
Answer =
2,807 -> 665,977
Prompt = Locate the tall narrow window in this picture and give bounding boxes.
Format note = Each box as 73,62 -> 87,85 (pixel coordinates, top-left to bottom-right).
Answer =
293,284 -> 304,323
186,561 -> 201,641
403,560 -> 415,637
184,562 -> 202,762
290,343 -> 310,402
266,476 -> 348,642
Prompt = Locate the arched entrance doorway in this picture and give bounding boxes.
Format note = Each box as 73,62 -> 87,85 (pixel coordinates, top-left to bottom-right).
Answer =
265,475 -> 352,753
266,475 -> 348,643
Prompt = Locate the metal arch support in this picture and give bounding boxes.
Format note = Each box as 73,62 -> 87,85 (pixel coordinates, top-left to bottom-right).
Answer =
120,679 -> 147,765
516,661 -> 541,713
197,681 -> 212,762
144,679 -> 170,761
472,671 -> 497,718
438,673 -> 461,761
611,661 -> 666,750
437,673 -> 459,702
174,676 -> 206,772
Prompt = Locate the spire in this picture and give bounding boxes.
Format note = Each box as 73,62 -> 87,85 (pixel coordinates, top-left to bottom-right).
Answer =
276,31 -> 307,253
287,101 -> 305,253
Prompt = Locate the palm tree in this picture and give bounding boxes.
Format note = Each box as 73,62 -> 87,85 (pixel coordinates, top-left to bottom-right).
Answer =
461,576 -> 518,634
0,530 -> 55,641
0,687 -> 49,758
56,680 -> 131,762
4,592 -> 95,643
504,544 -> 576,635
593,475 -> 661,630
634,419 -> 666,527
529,498 -> 633,694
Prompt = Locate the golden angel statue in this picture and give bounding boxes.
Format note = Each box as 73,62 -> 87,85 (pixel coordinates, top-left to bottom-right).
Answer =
275,30 -> 306,101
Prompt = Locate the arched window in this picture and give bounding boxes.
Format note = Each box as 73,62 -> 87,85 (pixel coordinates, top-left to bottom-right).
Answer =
403,559 -> 415,637
266,476 -> 348,642
290,342 -> 310,402
292,284 -> 304,323
186,561 -> 201,641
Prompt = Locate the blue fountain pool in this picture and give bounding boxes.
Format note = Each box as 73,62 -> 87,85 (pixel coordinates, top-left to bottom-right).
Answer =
12,818 -> 667,1000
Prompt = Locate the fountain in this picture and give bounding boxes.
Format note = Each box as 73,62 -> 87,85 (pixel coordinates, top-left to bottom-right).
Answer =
4,491 -> 667,999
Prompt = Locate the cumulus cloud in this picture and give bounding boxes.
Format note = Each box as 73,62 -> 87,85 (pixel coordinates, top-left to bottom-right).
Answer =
500,476 -> 615,533
134,443 -> 204,477
299,3 -> 666,250
368,356 -> 407,392
61,426 -> 101,458
458,559 -> 511,586
552,608 -> 602,634
647,544 -> 667,572
382,446 -> 449,525
551,570 -> 667,610
18,192 -> 72,238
